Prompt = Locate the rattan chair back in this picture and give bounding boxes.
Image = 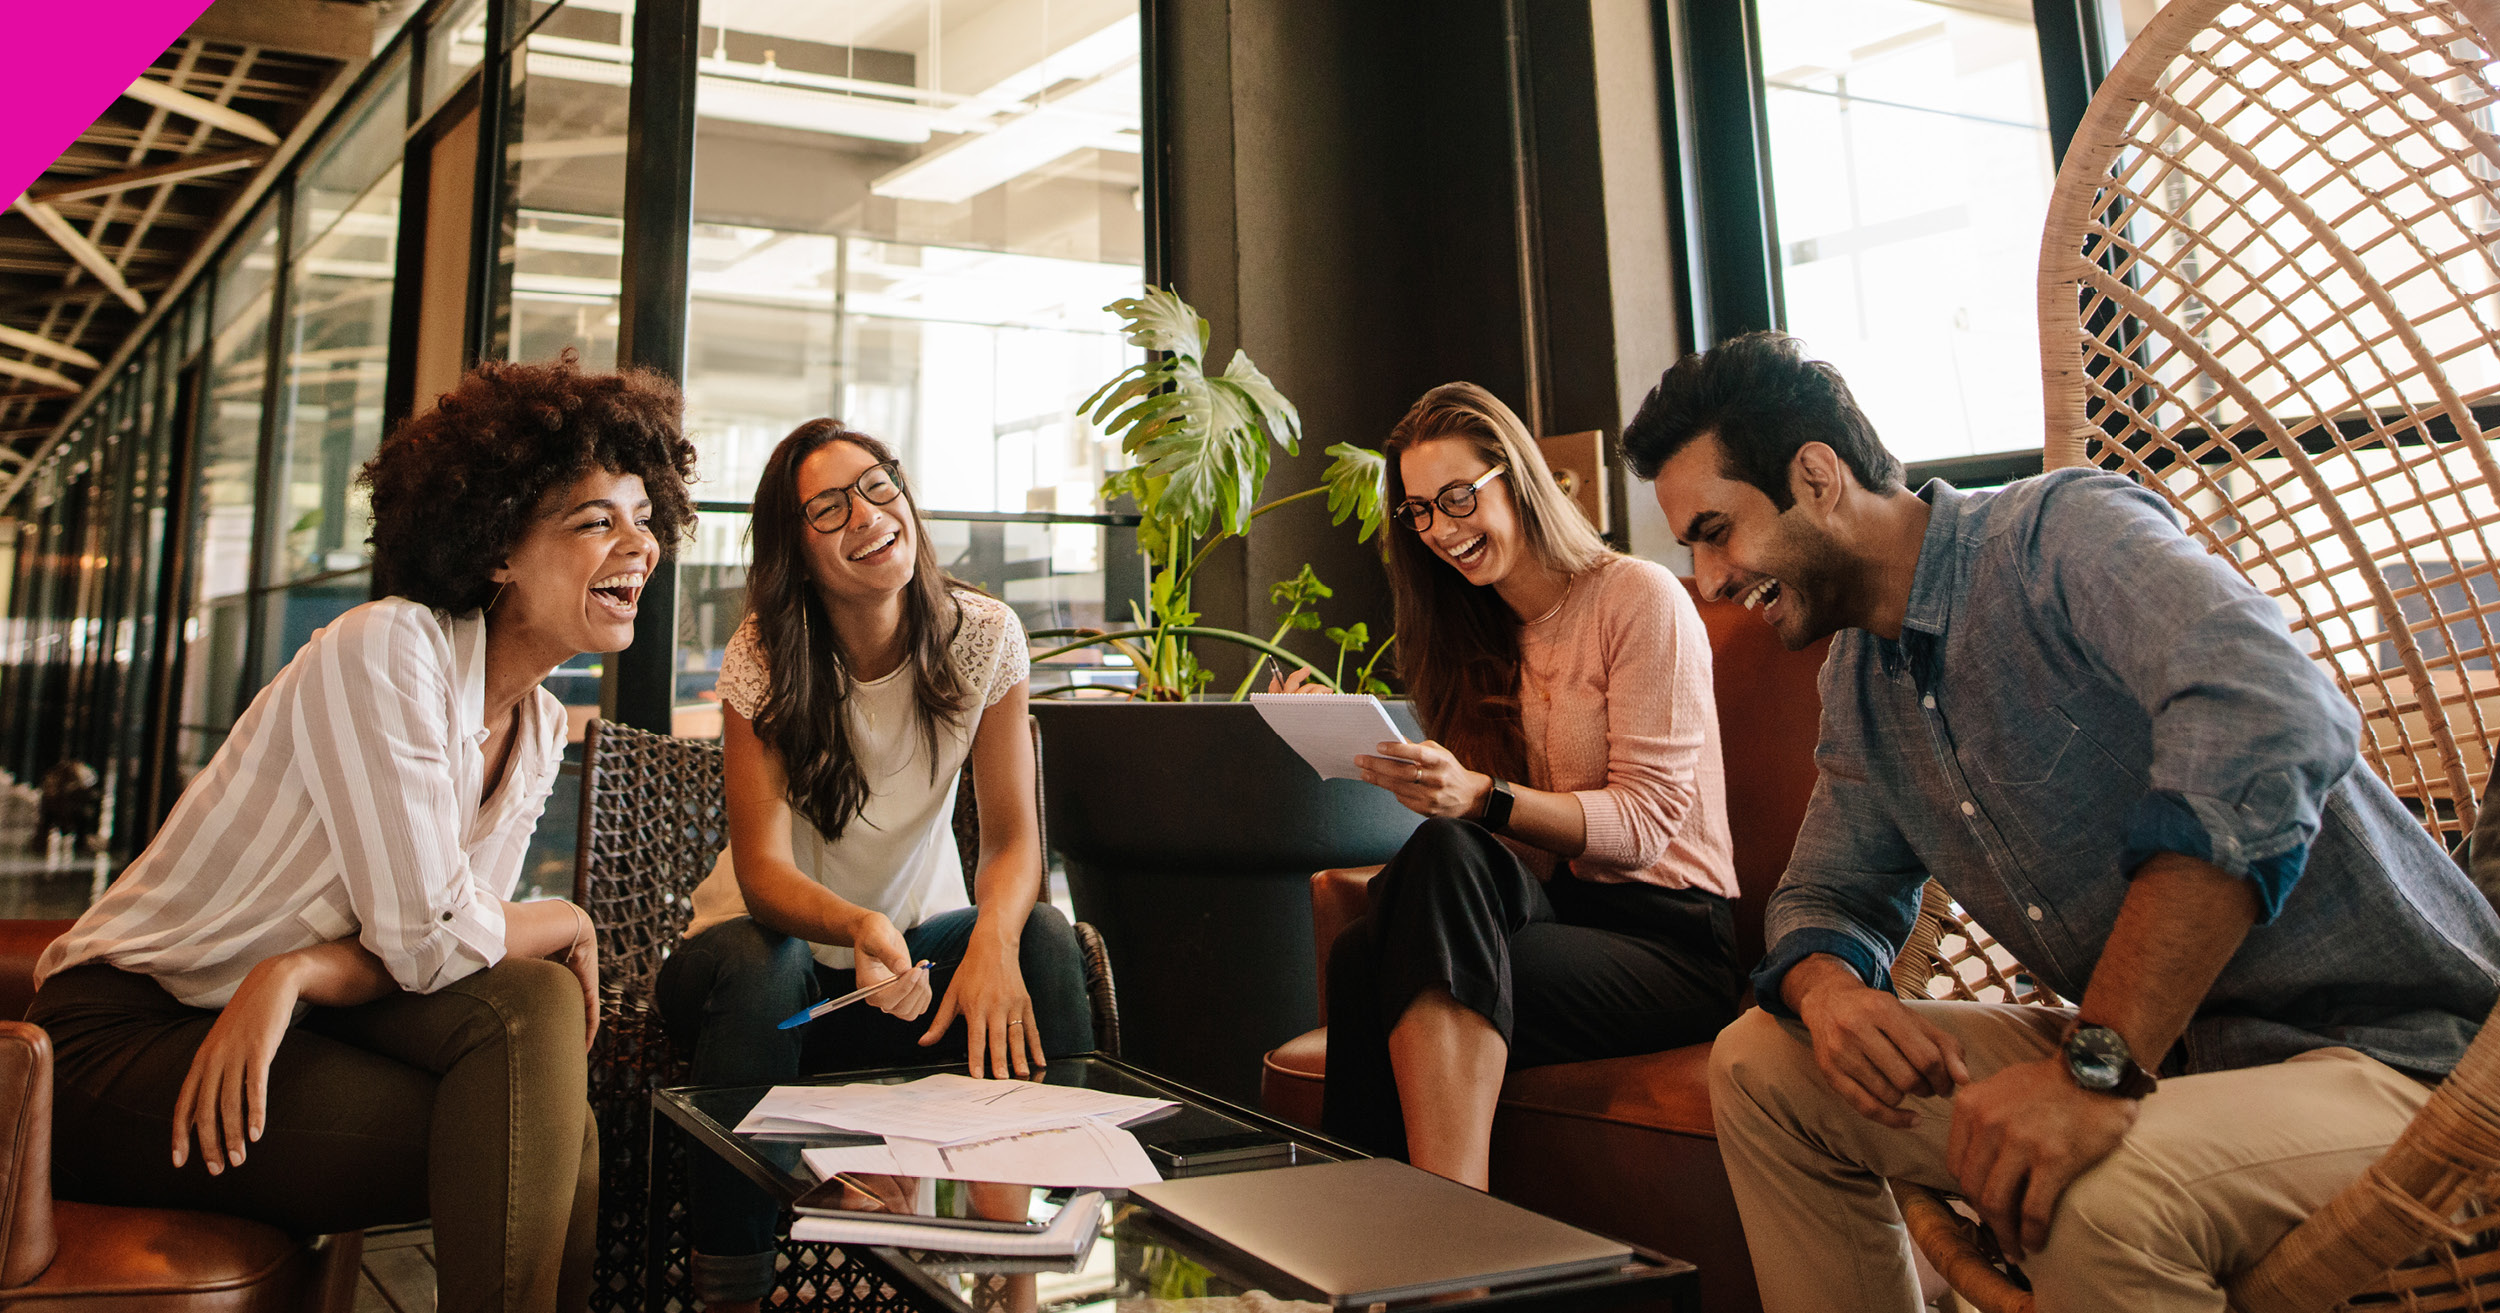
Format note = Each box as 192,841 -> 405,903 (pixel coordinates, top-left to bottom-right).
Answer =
575,718 -> 727,1006
2040,0 -> 2500,862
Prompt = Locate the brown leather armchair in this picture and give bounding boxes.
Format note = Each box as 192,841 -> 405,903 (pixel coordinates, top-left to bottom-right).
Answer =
1260,581 -> 1829,1313
0,920 -> 362,1313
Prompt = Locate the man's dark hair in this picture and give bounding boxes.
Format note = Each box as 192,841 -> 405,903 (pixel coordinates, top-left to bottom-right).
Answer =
1620,331 -> 1904,509
360,351 -> 697,612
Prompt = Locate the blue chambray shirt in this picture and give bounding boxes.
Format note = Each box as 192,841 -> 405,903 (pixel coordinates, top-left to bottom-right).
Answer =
1752,470 -> 2500,1078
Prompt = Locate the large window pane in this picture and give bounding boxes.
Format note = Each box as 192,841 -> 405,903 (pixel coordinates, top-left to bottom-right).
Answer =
177,208 -> 279,781
278,59 -> 408,590
423,0 -> 489,117
500,0 -> 633,368
495,0 -> 1148,733
1758,0 -> 2055,465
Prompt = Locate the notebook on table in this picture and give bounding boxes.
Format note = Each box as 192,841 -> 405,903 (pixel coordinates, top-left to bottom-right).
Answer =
1129,1158 -> 1634,1307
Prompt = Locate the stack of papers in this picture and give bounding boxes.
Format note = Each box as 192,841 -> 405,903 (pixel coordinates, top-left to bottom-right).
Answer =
737,1073 -> 1173,1197
797,1119 -> 1159,1190
736,1072 -> 1177,1144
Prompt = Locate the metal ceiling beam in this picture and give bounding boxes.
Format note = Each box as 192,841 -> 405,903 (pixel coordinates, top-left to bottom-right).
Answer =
121,77 -> 282,146
0,42 -> 357,502
10,198 -> 148,313
0,359 -> 81,393
0,326 -> 99,370
27,148 -> 270,205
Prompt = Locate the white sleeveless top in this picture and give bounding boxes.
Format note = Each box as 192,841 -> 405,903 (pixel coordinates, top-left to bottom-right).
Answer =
683,590 -> 1029,968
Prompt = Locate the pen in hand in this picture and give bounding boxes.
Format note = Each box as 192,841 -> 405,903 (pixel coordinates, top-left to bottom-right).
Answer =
777,960 -> 936,1030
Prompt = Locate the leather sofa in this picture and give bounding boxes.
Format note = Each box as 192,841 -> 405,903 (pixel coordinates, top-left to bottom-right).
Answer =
0,920 -> 362,1313
1260,582 -> 1830,1313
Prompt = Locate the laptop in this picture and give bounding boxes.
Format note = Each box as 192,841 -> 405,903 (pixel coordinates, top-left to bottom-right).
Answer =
1129,1157 -> 1635,1307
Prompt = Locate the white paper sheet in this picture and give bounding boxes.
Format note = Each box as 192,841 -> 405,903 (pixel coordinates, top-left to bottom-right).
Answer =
796,1142 -> 909,1177
894,1119 -> 1162,1189
736,1073 -> 1178,1143
1249,693 -> 1410,781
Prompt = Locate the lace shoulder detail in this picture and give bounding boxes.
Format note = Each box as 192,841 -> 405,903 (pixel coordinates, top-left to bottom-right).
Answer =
948,591 -> 1029,709
716,615 -> 768,719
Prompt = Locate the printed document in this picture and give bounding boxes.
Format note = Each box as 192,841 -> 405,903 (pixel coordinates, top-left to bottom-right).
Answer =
803,1118 -> 1161,1190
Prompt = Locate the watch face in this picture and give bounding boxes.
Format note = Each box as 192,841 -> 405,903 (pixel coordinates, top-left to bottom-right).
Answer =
2064,1027 -> 2130,1093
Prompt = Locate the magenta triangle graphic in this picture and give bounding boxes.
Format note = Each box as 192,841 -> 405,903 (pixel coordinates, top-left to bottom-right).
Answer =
0,1 -> 224,206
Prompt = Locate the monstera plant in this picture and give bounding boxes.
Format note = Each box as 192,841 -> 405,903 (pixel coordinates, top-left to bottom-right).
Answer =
1031,287 -> 1392,700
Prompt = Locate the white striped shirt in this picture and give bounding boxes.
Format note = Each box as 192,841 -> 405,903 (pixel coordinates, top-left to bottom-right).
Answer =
36,599 -> 566,1008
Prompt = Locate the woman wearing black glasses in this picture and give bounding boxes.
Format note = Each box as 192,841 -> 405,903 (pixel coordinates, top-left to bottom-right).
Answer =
1315,382 -> 1743,1189
653,420 -> 1091,1313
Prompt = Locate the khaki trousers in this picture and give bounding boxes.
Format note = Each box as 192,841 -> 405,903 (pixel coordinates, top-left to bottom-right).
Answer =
1708,1001 -> 2431,1312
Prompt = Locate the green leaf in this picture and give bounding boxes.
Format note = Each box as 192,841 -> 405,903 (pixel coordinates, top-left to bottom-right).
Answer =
1321,443 -> 1388,544
1287,611 -> 1321,631
1324,621 -> 1370,653
1216,351 -> 1302,457
1362,674 -> 1393,696
1079,360 -> 1170,423
1102,288 -> 1208,363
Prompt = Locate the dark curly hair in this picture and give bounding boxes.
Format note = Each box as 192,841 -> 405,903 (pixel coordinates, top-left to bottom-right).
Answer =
359,352 -> 698,612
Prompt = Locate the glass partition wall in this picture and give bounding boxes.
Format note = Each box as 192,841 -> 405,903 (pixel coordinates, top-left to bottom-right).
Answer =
495,0 -> 1147,732
0,0 -> 1154,892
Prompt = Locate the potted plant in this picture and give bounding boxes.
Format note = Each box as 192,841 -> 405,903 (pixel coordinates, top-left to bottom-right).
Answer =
1027,289 -> 1422,1102
1028,286 -> 1390,699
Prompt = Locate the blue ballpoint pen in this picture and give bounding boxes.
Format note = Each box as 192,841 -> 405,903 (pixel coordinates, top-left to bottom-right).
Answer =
776,959 -> 935,1030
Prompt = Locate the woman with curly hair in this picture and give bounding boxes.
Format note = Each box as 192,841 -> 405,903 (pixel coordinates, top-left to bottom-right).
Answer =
30,353 -> 697,1313
655,420 -> 1091,1312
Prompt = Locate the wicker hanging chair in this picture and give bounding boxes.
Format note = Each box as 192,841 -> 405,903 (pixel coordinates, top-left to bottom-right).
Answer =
2041,0 -> 2500,854
1899,1 -> 2500,1308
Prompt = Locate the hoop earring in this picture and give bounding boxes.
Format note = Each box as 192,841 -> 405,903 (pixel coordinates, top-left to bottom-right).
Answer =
486,580 -> 509,614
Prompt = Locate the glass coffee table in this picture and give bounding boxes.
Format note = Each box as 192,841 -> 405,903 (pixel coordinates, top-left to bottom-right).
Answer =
651,1054 -> 1697,1312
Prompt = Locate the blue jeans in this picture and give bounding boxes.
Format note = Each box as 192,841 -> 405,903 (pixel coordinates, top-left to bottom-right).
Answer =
653,906 -> 1093,1302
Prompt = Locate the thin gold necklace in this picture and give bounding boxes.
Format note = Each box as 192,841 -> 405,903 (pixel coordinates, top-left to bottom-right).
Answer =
1522,571 -> 1575,626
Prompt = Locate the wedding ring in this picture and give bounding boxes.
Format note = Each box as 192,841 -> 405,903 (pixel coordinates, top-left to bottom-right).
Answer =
1007,1019 -> 1026,1028
1414,768 -> 1424,783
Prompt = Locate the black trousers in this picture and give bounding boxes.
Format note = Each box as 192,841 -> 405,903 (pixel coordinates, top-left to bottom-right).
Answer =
1321,816 -> 1743,1159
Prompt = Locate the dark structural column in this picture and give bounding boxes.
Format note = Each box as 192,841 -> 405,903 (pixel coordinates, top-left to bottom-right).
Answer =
608,0 -> 699,733
1669,0 -> 1782,345
2033,0 -> 2113,169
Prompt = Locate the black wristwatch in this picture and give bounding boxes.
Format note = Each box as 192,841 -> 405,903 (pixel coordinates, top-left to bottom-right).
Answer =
1478,778 -> 1517,833
2062,1021 -> 2159,1098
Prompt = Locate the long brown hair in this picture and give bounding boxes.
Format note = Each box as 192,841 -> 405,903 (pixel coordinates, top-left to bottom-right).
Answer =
745,420 -> 970,839
1383,383 -> 1611,781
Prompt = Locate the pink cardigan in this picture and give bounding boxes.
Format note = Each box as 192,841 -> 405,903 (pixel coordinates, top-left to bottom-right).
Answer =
1512,555 -> 1738,897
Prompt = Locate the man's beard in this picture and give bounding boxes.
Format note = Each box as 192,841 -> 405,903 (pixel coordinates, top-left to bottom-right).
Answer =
1766,516 -> 1856,652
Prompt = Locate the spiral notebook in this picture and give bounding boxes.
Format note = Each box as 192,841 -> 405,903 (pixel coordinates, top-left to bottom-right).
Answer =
1248,694 -> 1410,781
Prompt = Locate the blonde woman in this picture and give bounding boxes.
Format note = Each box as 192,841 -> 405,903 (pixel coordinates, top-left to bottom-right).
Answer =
1320,383 -> 1742,1188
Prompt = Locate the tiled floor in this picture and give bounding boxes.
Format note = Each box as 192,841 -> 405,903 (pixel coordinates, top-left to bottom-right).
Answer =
356,1223 -> 439,1313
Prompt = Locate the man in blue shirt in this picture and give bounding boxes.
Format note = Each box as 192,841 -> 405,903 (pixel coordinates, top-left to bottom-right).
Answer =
1625,333 -> 2500,1312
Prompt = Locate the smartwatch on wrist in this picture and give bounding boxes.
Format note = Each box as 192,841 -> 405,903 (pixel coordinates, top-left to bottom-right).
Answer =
1478,778 -> 1517,833
2062,1020 -> 2159,1098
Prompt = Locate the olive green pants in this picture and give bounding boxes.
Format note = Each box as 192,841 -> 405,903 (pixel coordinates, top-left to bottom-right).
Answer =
32,957 -> 596,1313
